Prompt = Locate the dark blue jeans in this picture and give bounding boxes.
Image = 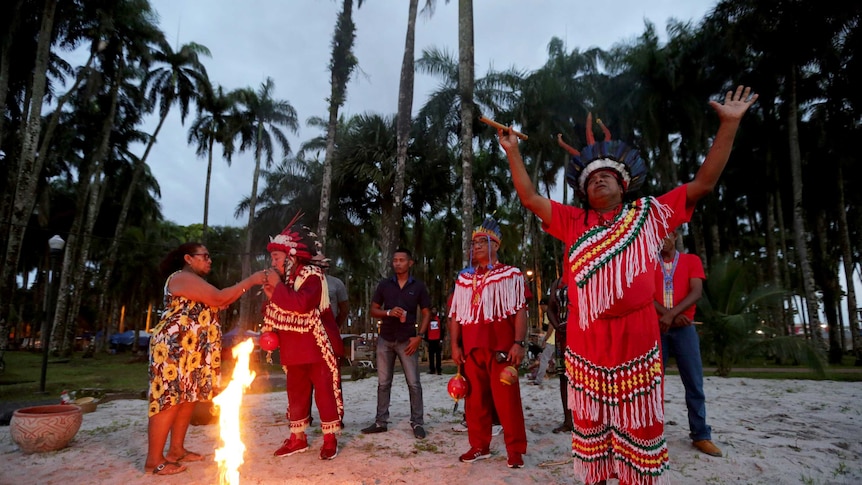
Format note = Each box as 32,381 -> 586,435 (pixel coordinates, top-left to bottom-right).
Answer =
374,336 -> 424,426
661,324 -> 711,441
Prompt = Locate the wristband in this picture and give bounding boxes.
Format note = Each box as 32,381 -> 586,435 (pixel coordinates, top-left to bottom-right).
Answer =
386,309 -> 391,316
514,340 -> 526,347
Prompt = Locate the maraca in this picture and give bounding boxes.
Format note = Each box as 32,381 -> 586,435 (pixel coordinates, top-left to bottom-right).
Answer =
499,365 -> 519,385
259,331 -> 279,352
447,371 -> 470,413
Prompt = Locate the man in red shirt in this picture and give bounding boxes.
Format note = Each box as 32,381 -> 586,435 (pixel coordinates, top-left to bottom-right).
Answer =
449,217 -> 528,469
654,229 -> 721,457
426,308 -> 444,375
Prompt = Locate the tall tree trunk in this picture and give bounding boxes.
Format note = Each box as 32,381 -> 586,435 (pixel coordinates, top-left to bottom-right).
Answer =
201,135 -> 214,244
61,83 -> 116,356
99,107 -> 168,321
239,124 -> 264,329
0,0 -> 24,151
318,0 -> 357,252
835,164 -> 861,364
814,213 -> 842,364
386,0 -> 418,275
0,0 -> 58,350
458,0 -> 475,268
786,67 -> 823,346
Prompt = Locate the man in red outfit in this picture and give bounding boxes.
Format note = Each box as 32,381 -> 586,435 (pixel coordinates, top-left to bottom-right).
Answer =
262,215 -> 343,460
449,217 -> 528,469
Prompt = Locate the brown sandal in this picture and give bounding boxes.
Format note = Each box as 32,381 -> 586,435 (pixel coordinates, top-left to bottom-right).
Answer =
150,461 -> 187,475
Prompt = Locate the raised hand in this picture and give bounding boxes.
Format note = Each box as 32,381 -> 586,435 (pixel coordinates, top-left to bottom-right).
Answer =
709,85 -> 758,122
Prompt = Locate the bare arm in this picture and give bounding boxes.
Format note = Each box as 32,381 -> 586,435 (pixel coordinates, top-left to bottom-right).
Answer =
449,312 -> 463,366
546,278 -> 564,331
335,300 -> 349,328
498,128 -> 552,223
687,85 -> 759,203
406,307 -> 431,355
655,278 -> 703,332
506,307 -> 528,367
169,270 -> 266,308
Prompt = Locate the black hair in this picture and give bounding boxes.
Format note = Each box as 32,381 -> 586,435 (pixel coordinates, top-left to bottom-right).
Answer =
159,242 -> 203,278
393,247 -> 413,260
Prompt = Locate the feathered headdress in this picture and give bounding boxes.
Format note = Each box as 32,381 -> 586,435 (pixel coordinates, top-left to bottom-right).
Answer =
266,211 -> 321,262
472,216 -> 502,244
562,113 -> 647,200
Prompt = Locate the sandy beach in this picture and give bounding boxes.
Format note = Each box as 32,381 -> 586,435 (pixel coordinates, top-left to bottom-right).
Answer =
2,369 -> 861,485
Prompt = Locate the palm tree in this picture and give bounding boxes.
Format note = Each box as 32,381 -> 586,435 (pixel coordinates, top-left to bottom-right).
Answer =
318,0 -> 362,252
698,256 -> 825,377
187,84 -> 240,243
97,38 -> 209,325
0,0 -> 59,349
233,77 -> 298,329
457,0 -> 476,269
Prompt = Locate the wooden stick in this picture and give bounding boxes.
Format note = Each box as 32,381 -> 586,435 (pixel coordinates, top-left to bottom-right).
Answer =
479,116 -> 528,140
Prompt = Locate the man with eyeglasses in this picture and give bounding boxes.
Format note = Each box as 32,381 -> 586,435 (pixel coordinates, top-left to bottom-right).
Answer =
448,217 -> 529,469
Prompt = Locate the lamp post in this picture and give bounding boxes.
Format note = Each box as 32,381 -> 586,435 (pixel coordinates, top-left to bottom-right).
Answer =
525,269 -> 537,331
39,235 -> 65,393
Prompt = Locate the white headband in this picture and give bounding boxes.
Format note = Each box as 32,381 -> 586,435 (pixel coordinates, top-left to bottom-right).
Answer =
577,158 -> 631,191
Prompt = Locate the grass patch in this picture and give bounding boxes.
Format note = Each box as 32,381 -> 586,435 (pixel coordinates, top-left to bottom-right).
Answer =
2,349 -> 859,404
0,350 -> 149,402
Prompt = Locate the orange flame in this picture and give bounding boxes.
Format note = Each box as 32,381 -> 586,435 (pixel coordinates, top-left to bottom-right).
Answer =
214,338 -> 256,484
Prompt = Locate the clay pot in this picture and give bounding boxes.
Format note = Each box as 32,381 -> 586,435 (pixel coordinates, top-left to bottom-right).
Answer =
499,365 -> 519,385
10,405 -> 83,453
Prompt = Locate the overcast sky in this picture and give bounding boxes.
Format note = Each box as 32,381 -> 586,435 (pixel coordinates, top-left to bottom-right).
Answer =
140,0 -> 719,227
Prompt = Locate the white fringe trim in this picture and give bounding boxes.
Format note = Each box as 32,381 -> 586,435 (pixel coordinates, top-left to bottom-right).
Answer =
448,265 -> 526,324
573,197 -> 672,330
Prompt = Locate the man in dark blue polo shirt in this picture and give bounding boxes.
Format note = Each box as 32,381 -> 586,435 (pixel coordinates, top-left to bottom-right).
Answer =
361,248 -> 432,439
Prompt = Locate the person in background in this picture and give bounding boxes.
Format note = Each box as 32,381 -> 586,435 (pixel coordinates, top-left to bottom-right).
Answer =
499,85 -> 757,484
426,308 -> 445,375
547,276 -> 573,434
654,228 -> 721,457
146,243 -> 266,475
263,216 -> 343,460
529,299 -> 555,388
449,217 -> 528,469
362,248 -> 432,439
318,256 -> 349,330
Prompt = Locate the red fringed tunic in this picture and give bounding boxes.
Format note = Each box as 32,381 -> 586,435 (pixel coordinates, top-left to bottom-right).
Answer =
263,264 -> 343,433
544,185 -> 693,485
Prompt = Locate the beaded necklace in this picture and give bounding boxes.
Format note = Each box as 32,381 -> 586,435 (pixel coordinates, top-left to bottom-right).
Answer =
661,251 -> 680,309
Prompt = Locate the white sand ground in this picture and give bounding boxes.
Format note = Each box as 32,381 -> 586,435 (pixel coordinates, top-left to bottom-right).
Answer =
1,372 -> 860,485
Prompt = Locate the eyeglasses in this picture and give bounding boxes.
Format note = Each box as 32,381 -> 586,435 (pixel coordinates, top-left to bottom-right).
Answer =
190,253 -> 211,261
471,240 -> 488,247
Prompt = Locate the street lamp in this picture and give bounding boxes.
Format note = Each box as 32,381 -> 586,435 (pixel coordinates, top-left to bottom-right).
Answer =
39,235 -> 65,393
524,269 -> 537,331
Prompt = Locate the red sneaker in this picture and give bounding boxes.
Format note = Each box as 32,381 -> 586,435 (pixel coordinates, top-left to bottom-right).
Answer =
274,433 -> 308,457
507,452 -> 524,468
459,447 -> 491,463
319,434 -> 338,460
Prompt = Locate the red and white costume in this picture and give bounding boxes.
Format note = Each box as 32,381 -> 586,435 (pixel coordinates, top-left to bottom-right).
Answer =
545,185 -> 693,485
449,263 -> 528,456
264,263 -> 343,435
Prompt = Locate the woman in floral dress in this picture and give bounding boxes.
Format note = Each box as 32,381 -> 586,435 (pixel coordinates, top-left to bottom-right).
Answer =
145,242 -> 267,476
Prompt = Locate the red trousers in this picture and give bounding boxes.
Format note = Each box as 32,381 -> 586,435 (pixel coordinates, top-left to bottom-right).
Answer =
285,362 -> 340,434
463,348 -> 527,454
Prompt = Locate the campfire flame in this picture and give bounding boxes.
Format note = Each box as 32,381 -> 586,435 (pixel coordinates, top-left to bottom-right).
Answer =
214,338 -> 256,484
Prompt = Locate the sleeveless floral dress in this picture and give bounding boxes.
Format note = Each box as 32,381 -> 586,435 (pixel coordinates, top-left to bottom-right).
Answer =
148,271 -> 222,417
